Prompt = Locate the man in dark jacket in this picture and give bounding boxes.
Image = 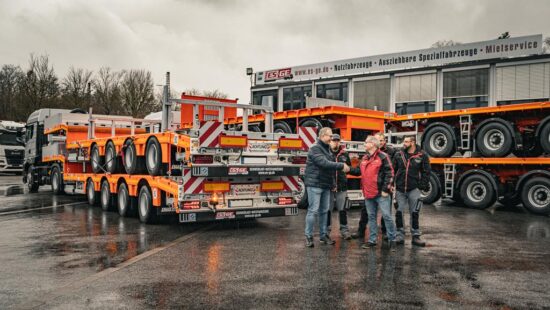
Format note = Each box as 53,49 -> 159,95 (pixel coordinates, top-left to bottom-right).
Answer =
392,135 -> 431,247
304,127 -> 349,248
360,135 -> 396,250
327,134 -> 361,240
352,132 -> 397,241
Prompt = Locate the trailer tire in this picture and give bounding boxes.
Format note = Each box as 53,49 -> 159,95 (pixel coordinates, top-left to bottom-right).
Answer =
51,165 -> 64,195
475,122 -> 514,157
117,182 -> 134,217
123,139 -> 145,175
521,177 -> 550,215
420,173 -> 441,205
459,174 -> 496,209
423,125 -> 456,157
90,144 -> 104,174
299,118 -> 323,132
145,137 -> 164,176
86,179 -> 99,206
104,141 -> 121,174
100,179 -> 114,212
274,121 -> 293,134
26,165 -> 39,193
539,122 -> 550,154
248,125 -> 262,132
138,184 -> 157,224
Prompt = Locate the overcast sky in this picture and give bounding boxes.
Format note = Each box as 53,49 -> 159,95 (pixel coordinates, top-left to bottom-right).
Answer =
0,0 -> 548,105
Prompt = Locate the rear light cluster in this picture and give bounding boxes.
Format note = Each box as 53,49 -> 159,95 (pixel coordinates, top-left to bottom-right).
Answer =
192,155 -> 213,164
277,197 -> 294,205
291,156 -> 307,164
182,201 -> 200,209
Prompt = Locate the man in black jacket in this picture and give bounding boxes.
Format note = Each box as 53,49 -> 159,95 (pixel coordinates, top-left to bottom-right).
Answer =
327,134 -> 361,240
304,127 -> 349,247
352,132 -> 396,241
392,135 -> 431,247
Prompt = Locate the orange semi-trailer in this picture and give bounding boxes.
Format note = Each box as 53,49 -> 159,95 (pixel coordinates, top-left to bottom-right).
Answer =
23,83 -> 307,224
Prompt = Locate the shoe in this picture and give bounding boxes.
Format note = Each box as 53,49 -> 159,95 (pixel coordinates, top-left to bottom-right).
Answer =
361,242 -> 377,249
382,234 -> 388,241
305,237 -> 314,248
320,236 -> 336,245
341,233 -> 352,240
412,236 -> 426,247
388,241 -> 396,252
351,232 -> 364,239
395,238 -> 405,245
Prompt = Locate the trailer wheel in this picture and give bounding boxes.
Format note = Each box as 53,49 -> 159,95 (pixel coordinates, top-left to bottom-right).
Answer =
117,182 -> 134,217
248,125 -> 262,132
90,144 -> 104,174
521,177 -> 550,215
123,139 -> 145,175
26,165 -> 39,193
51,165 -> 64,195
475,122 -> 513,157
104,141 -> 121,174
138,184 -> 157,224
145,138 -> 164,176
86,179 -> 99,206
274,121 -> 293,134
420,173 -> 441,205
459,174 -> 496,209
100,180 -> 114,212
539,122 -> 550,154
423,126 -> 456,157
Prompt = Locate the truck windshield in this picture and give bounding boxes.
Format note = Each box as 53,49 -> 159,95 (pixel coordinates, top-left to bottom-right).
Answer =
0,131 -> 25,146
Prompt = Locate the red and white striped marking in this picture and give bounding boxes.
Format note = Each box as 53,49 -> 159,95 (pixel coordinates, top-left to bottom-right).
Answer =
183,169 -> 205,194
298,126 -> 317,150
281,176 -> 301,192
199,121 -> 224,148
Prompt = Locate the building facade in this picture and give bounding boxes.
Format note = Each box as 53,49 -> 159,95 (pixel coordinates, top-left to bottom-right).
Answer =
251,34 -> 550,115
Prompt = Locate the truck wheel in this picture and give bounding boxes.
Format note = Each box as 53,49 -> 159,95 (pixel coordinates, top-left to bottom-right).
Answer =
86,179 -> 99,206
274,121 -> 293,134
423,126 -> 456,157
100,180 -> 114,212
104,141 -> 121,174
521,177 -> 550,215
123,139 -> 145,175
145,138 -> 164,176
420,173 -> 441,205
90,144 -> 104,174
475,122 -> 513,157
539,122 -> 550,154
138,184 -> 157,224
459,174 -> 497,209
26,165 -> 39,193
51,165 -> 64,195
117,182 -> 134,217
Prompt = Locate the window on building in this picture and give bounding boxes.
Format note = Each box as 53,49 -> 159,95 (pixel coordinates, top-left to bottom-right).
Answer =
316,82 -> 348,102
283,85 -> 312,110
443,68 -> 489,110
252,89 -> 278,112
395,101 -> 436,115
495,63 -> 550,106
395,73 -> 436,114
353,78 -> 390,111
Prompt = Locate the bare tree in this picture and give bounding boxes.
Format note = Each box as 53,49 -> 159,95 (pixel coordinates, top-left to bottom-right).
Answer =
498,32 -> 510,39
431,40 -> 462,48
18,54 -> 60,117
61,67 -> 94,110
119,69 -> 157,118
183,88 -> 228,99
0,65 -> 24,121
93,67 -> 121,115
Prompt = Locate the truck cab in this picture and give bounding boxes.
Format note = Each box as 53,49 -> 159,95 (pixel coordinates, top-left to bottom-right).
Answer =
0,120 -> 26,174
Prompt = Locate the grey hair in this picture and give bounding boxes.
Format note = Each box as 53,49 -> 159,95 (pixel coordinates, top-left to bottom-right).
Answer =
365,135 -> 380,148
318,127 -> 332,138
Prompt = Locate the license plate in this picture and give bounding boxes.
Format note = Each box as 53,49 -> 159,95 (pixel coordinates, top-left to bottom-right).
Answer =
228,199 -> 253,208
242,157 -> 267,164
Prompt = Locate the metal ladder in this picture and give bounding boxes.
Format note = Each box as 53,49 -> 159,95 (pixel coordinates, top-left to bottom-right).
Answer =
459,115 -> 472,150
444,164 -> 456,198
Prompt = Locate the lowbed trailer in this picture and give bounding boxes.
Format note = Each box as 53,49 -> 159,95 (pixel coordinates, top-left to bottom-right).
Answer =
23,75 -> 306,224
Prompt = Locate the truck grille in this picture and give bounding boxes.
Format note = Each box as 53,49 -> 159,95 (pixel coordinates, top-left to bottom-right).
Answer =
5,150 -> 24,166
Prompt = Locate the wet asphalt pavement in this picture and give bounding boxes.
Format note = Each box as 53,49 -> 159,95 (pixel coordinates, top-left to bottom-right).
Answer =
1,176 -> 550,309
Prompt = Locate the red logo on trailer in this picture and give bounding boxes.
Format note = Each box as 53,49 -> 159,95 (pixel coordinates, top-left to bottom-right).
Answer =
264,68 -> 292,81
228,167 -> 249,175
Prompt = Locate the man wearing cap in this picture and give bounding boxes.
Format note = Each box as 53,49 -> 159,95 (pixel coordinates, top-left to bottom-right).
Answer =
327,134 -> 361,240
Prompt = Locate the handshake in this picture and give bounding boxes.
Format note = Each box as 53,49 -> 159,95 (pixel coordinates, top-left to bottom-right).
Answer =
342,163 -> 350,173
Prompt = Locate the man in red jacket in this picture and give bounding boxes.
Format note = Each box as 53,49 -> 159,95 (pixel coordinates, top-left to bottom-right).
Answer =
359,135 -> 397,250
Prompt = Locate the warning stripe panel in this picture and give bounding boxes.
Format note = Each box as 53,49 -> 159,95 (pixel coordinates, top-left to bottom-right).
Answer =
281,176 -> 300,192
183,169 -> 204,194
199,121 -> 224,148
298,126 -> 317,150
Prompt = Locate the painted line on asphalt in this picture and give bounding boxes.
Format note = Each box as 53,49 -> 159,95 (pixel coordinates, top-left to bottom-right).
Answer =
17,222 -> 217,310
0,201 -> 88,216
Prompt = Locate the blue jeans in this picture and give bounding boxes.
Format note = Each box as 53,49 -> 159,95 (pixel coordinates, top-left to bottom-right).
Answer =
365,195 -> 396,243
305,186 -> 331,239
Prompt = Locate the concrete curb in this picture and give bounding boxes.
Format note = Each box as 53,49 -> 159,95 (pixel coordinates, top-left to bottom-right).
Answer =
0,185 -> 24,196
